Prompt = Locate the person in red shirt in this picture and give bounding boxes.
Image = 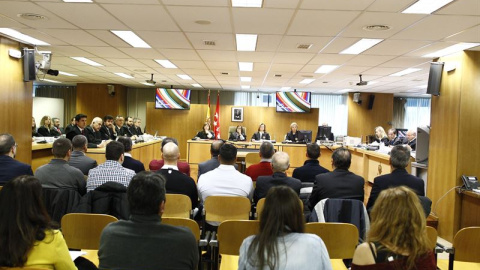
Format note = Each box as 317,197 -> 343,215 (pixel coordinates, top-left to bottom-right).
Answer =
245,141 -> 275,182
149,137 -> 190,176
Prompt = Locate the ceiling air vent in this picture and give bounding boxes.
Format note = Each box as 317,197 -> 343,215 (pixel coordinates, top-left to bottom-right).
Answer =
363,25 -> 391,31
17,13 -> 48,20
274,74 -> 282,77
297,44 -> 313,50
221,72 -> 229,75
203,40 -> 216,46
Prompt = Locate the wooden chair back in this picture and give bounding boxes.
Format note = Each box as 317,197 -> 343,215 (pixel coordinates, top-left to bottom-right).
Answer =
426,226 -> 438,250
245,152 -> 261,169
453,226 -> 480,262
1,268 -> 49,270
256,198 -> 303,219
305,222 -> 358,259
61,213 -> 118,250
163,194 -> 191,218
217,220 -> 260,255
161,217 -> 200,241
204,196 -> 251,223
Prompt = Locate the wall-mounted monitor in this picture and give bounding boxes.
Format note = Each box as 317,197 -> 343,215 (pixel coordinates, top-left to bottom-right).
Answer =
276,92 -> 311,113
426,62 -> 444,96
155,88 -> 191,110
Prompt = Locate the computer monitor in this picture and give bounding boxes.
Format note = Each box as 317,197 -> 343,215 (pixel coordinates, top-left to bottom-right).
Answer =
316,126 -> 332,141
297,130 -> 312,143
396,128 -> 408,138
416,126 -> 430,163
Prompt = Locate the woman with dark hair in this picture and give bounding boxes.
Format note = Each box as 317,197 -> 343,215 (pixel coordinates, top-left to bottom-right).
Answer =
251,123 -> 270,141
38,115 -> 54,137
195,123 -> 214,139
238,186 -> 332,269
229,125 -> 246,141
352,186 -> 435,270
0,175 -> 77,269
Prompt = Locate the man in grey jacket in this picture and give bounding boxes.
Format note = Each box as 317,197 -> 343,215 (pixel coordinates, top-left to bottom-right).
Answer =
68,135 -> 97,175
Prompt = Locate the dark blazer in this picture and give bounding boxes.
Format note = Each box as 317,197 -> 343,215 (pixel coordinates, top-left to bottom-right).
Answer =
85,126 -> 102,148
0,155 -> 33,185
292,160 -> 329,183
229,132 -> 246,141
37,126 -> 55,137
115,125 -> 124,136
375,136 -> 389,146
135,126 -> 142,136
122,156 -> 145,174
64,124 -> 75,135
120,125 -> 135,137
251,132 -> 270,141
68,150 -> 97,175
66,125 -> 83,141
254,172 -> 302,203
197,156 -> 238,179
157,168 -> 198,209
308,168 -> 364,210
51,126 -> 62,137
196,130 -> 214,139
388,136 -> 406,146
100,125 -> 116,140
408,138 -> 417,151
285,131 -> 299,142
366,168 -> 425,210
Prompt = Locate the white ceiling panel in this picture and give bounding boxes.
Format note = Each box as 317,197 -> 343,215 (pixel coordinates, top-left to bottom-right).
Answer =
269,63 -> 304,72
237,52 -> 276,62
309,54 -> 356,65
320,37 -> 363,54
95,0 -> 160,3
367,0 -> 416,12
288,10 -> 361,36
78,46 -> 130,58
101,4 -> 179,31
40,29 -> 108,46
436,0 -> 480,16
264,0 -> 300,8
106,58 -> 145,66
232,8 -> 294,34
39,46 -> 93,58
185,32 -> 235,50
378,57 -> 431,68
0,14 -> 27,28
139,31 -> 192,49
363,39 -> 432,56
273,52 -> 315,64
161,0 -> 229,7
346,55 -> 395,66
197,50 -> 237,61
166,6 -> 232,33
173,61 -> 208,69
118,48 -> 165,59
256,35 -> 283,51
445,25 -> 480,43
156,49 -> 201,61
300,0 -> 375,11
205,61 -> 238,70
277,36 -> 333,53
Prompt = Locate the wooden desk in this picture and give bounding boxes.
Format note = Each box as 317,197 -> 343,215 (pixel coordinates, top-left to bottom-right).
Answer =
458,189 -> 480,228
32,142 -> 54,172
82,249 -> 99,266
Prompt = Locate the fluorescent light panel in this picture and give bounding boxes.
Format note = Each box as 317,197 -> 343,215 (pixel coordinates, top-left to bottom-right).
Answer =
63,0 -> 92,2
336,89 -> 352,93
42,79 -> 61,83
240,77 -> 252,82
59,71 -> 78,77
423,43 -> 480,58
402,0 -> 454,14
241,85 -> 250,89
115,73 -> 134,79
111,30 -> 150,48
141,82 -> 155,86
239,62 -> 253,71
191,84 -> 202,88
155,60 -> 177,69
236,34 -> 257,51
390,68 -> 422,77
177,74 -> 192,80
71,57 -> 103,66
315,65 -> 339,74
299,79 -> 315,84
232,0 -> 263,7
280,87 -> 291,91
0,28 -> 50,46
340,39 -> 383,55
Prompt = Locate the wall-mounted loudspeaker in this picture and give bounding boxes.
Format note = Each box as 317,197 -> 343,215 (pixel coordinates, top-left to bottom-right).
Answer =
368,94 -> 375,110
107,85 -> 115,96
353,92 -> 362,104
23,48 -> 36,82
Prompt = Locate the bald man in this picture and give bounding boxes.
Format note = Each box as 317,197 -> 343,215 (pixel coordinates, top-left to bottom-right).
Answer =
156,142 -> 198,209
254,151 -> 302,204
406,130 -> 417,151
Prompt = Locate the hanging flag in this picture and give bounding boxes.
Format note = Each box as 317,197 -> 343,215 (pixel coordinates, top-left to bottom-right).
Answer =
214,92 -> 221,139
206,90 -> 211,125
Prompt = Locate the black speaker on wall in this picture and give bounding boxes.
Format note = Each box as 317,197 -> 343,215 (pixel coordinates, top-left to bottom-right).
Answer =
23,48 -> 36,82
367,94 -> 375,110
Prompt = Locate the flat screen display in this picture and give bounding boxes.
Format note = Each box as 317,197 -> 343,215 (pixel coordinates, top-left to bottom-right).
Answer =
155,88 -> 191,110
276,92 -> 311,113
426,62 -> 444,96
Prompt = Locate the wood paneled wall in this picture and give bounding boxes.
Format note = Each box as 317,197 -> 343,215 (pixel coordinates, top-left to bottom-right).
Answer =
429,50 -> 480,241
0,37 -> 33,164
347,93 -> 394,139
146,103 -> 319,159
76,83 -> 127,121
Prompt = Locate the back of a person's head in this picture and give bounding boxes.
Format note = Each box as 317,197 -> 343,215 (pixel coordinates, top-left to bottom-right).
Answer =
117,136 -> 133,152
127,172 -> 166,215
332,147 -> 351,170
162,142 -> 179,162
0,133 -> 15,155
106,141 -> 124,161
161,137 -> 178,151
271,152 -> 289,172
306,143 -> 320,159
72,135 -> 87,150
259,141 -> 274,159
210,140 -> 224,156
52,138 -> 72,159
219,143 -> 237,164
390,145 -> 410,169
368,186 -> 430,269
0,175 -> 53,266
249,186 -> 304,269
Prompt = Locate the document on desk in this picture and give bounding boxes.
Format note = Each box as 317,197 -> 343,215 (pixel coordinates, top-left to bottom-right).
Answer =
69,250 -> 87,261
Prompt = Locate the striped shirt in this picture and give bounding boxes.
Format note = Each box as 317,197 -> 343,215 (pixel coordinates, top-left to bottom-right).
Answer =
87,160 -> 136,192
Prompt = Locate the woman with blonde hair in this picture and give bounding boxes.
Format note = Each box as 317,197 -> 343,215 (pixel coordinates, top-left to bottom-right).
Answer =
374,126 -> 388,146
352,186 -> 435,270
285,122 -> 299,142
37,115 -> 54,137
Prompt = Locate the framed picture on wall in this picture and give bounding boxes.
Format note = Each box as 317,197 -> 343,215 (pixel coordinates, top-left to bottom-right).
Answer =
232,107 -> 244,122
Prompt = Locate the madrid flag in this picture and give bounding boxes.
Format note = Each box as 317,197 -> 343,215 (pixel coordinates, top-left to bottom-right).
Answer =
213,92 -> 221,139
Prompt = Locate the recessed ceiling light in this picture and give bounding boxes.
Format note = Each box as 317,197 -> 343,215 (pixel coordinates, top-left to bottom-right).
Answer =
402,0 -> 454,14
42,79 -> 61,83
240,77 -> 252,82
339,38 -> 383,55
239,62 -> 253,71
195,20 -> 211,25
389,68 -> 422,77
232,0 -> 263,8
0,28 -> 50,46
71,57 -> 103,66
422,43 -> 480,58
315,65 -> 340,74
177,74 -> 192,80
191,83 -> 202,88
236,34 -> 257,51
299,79 -> 315,84
111,30 -> 151,48
155,60 -> 177,69
115,73 -> 134,79
280,87 -> 291,91
141,82 -> 155,86
336,89 -> 352,93
241,85 -> 250,89
59,71 -> 78,77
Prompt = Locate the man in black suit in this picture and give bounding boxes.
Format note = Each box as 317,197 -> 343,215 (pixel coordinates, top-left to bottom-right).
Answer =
133,118 -> 143,136
156,142 -> 198,209
254,152 -> 302,204
64,117 -> 76,135
117,136 -> 145,174
121,116 -> 137,139
66,113 -> 88,141
292,143 -> 329,183
114,116 -> 125,136
100,115 -> 117,140
0,133 -> 33,185
51,117 -> 63,136
406,130 -> 417,151
197,140 -> 224,179
366,145 -> 425,210
308,148 -> 364,210
68,135 -> 97,175
85,117 -> 108,148
387,128 -> 406,146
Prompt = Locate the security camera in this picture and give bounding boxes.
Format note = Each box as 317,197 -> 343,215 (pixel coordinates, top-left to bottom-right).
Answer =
36,51 -> 59,76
